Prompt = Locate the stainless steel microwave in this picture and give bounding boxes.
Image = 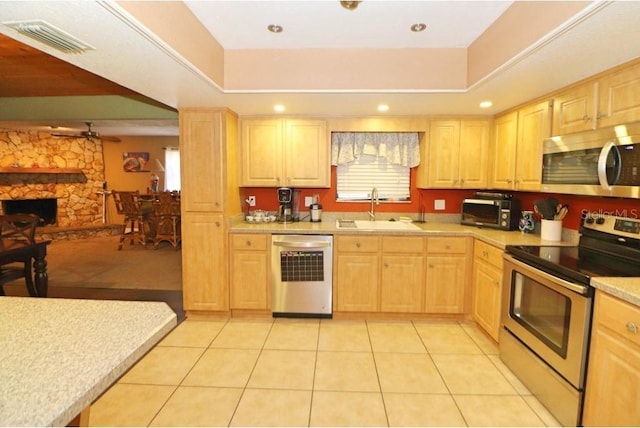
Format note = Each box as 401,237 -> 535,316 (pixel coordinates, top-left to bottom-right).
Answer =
541,122 -> 640,198
461,197 -> 521,230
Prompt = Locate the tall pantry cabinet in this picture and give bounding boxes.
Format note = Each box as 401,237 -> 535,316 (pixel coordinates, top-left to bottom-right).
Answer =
179,108 -> 241,314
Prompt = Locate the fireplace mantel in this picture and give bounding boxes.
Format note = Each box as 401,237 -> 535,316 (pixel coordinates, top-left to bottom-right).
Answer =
0,167 -> 83,174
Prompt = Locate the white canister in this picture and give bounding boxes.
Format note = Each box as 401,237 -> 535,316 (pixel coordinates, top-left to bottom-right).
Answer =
310,204 -> 322,222
541,219 -> 563,241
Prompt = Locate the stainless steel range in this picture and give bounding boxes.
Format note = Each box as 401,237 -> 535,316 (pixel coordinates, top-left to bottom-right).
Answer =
501,213 -> 640,427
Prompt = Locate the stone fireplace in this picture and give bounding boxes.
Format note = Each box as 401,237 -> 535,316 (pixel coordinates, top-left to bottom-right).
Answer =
0,130 -> 106,228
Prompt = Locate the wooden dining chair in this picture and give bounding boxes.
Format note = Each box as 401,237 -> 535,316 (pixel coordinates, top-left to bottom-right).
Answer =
112,190 -> 148,250
0,213 -> 40,297
151,192 -> 181,250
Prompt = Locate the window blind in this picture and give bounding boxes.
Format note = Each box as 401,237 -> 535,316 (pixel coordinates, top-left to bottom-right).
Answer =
336,154 -> 410,201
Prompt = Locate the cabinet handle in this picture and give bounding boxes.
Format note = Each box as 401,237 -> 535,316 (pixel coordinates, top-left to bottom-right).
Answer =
627,322 -> 639,334
582,115 -> 591,122
356,242 -> 361,248
596,112 -> 605,120
384,263 -> 389,268
460,178 -> 464,185
482,250 -> 489,258
215,221 -> 221,227
246,240 -> 252,247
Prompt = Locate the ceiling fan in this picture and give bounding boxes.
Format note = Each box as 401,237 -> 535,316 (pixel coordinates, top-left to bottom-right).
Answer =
51,122 -> 122,142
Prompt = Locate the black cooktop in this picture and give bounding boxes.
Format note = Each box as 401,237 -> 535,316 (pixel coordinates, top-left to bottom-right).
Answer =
506,244 -> 640,285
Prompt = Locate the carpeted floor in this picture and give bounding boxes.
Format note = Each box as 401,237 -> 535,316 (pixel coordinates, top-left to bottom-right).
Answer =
45,235 -> 182,291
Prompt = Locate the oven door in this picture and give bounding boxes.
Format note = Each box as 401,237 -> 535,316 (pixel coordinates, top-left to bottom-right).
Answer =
502,255 -> 592,389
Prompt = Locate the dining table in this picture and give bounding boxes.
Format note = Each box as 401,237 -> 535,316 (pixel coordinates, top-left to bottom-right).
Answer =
0,239 -> 51,297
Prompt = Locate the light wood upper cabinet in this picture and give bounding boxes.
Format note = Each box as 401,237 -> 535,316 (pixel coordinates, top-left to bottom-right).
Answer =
515,100 -> 551,191
551,82 -> 598,135
240,118 -> 329,187
490,101 -> 550,191
583,292 -> 640,426
552,60 -> 640,135
422,120 -> 490,189
489,111 -> 518,189
598,61 -> 640,128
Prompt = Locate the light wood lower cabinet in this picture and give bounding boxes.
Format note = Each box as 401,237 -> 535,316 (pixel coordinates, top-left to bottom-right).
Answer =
380,236 -> 426,313
472,240 -> 504,341
181,213 -> 228,312
335,234 -> 472,315
230,234 -> 269,310
334,236 -> 380,312
583,292 -> 640,426
425,237 -> 471,314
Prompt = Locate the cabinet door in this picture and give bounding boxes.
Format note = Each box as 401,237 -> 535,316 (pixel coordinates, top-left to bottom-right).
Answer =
285,120 -> 330,187
182,213 -> 228,311
179,110 -> 224,212
427,121 -> 460,188
380,255 -> 424,313
552,82 -> 597,135
583,326 -> 640,426
598,62 -> 640,128
515,100 -> 551,191
425,255 -> 467,314
489,111 -> 518,189
240,119 -> 283,186
459,120 -> 490,188
472,260 -> 502,342
335,254 -> 379,312
230,251 -> 269,310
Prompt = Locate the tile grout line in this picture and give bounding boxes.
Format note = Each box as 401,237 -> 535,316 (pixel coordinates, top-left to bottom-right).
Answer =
365,319 -> 391,427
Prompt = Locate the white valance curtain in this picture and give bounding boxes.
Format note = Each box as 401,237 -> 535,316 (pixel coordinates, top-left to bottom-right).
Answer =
331,132 -> 420,167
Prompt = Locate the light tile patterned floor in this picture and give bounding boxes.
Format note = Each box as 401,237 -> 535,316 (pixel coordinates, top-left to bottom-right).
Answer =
89,318 -> 561,427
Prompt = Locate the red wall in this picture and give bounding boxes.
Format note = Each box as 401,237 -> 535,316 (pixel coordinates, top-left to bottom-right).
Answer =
241,167 -> 640,230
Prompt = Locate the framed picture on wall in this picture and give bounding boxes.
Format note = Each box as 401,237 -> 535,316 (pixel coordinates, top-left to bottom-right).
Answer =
122,152 -> 150,172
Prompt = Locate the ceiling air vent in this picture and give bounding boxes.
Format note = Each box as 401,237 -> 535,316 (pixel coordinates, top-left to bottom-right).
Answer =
3,20 -> 94,54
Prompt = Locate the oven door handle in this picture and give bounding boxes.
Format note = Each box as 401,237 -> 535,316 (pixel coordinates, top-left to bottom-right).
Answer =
273,241 -> 331,249
504,254 -> 591,296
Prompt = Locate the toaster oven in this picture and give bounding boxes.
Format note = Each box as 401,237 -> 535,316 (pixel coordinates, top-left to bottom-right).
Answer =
461,194 -> 520,230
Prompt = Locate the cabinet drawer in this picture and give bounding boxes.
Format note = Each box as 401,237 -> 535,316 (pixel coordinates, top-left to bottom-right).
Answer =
382,236 -> 425,253
474,240 -> 503,268
231,234 -> 268,251
427,237 -> 468,254
337,235 -> 380,253
595,292 -> 640,348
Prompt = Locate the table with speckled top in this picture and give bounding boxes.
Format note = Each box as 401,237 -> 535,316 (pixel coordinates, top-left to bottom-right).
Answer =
0,297 -> 177,426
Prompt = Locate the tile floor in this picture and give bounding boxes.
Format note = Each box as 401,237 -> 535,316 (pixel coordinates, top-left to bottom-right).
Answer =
89,318 -> 560,427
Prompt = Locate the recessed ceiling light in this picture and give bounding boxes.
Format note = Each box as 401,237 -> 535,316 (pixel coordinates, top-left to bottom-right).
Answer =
274,104 -> 285,112
410,23 -> 426,32
340,1 -> 361,11
267,24 -> 283,33
479,101 -> 493,109
377,104 -> 389,112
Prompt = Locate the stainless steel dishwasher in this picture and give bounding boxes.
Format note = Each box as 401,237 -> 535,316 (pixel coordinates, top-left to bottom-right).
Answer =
271,234 -> 333,318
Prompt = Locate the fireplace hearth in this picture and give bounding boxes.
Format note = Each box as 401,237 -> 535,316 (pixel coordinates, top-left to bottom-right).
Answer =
2,199 -> 57,226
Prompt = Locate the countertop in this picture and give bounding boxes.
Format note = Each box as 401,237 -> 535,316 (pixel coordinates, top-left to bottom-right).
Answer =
591,277 -> 640,307
229,216 -> 579,249
0,297 -> 177,426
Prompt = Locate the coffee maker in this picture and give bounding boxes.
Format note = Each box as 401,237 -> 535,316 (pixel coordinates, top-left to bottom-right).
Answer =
277,187 -> 294,223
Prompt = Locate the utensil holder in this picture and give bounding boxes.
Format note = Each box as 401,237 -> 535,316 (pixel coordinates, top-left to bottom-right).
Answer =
541,219 -> 563,241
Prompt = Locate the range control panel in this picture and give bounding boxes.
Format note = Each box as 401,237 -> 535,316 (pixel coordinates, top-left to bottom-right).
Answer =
582,212 -> 640,239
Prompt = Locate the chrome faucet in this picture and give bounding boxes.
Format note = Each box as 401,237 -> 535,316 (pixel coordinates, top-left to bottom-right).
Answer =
368,187 -> 379,221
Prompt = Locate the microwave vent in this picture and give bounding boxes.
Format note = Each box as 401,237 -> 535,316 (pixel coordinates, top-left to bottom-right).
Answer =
3,20 -> 94,54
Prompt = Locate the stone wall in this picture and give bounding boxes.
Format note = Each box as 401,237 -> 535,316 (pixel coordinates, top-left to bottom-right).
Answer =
0,130 -> 106,227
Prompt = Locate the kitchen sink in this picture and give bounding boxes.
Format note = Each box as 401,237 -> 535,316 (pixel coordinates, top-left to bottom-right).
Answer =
336,219 -> 421,231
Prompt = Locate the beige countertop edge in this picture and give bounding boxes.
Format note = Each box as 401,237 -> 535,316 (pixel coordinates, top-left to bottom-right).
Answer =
229,220 -> 578,249
0,298 -> 177,427
591,277 -> 640,307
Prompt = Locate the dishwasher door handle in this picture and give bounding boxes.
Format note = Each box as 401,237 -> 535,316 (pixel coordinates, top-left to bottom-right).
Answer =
272,241 -> 332,249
